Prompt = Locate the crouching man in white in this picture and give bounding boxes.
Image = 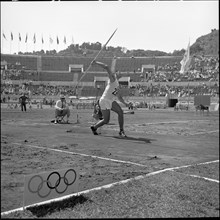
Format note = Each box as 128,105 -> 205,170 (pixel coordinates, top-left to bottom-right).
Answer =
54,95 -> 70,124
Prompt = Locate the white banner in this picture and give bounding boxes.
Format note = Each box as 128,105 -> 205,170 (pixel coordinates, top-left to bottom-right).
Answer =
24,167 -> 79,207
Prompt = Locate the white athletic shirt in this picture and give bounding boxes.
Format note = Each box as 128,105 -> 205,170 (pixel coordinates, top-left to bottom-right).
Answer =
55,99 -> 68,110
100,79 -> 119,102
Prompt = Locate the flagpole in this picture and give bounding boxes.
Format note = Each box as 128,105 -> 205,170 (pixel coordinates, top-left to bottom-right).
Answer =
63,36 -> 66,48
49,35 -> 51,52
25,34 -> 27,53
41,34 -> 43,51
48,36 -> 50,51
18,35 -> 20,54
10,40 -> 12,54
2,35 -> 4,54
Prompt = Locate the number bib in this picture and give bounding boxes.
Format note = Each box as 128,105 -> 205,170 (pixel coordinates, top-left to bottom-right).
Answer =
100,79 -> 119,101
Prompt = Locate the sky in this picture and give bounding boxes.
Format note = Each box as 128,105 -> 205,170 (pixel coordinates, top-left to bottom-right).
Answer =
1,0 -> 219,55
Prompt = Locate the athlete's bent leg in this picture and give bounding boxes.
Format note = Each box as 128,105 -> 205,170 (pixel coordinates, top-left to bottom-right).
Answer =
111,101 -> 127,137
93,109 -> 110,129
91,109 -> 110,135
111,101 -> 124,131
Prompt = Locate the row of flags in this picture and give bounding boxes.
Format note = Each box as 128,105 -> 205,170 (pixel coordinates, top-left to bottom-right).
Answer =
3,31 -> 192,74
2,32 -> 74,45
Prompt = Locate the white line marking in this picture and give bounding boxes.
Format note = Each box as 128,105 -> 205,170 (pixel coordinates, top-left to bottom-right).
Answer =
189,130 -> 219,136
140,121 -> 189,125
105,120 -> 211,128
1,159 -> 219,216
130,120 -> 210,126
183,174 -> 219,183
11,143 -> 148,167
196,160 -> 219,165
171,170 -> 219,183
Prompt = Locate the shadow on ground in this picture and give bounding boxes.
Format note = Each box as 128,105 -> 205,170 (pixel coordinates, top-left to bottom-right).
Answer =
27,195 -> 91,217
103,135 -> 156,144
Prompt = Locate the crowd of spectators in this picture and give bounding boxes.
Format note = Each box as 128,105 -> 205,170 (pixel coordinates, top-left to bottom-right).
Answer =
140,56 -> 219,83
1,80 -> 219,100
1,55 -> 219,100
30,85 -> 76,96
1,55 -> 219,83
1,83 -> 76,96
132,81 -> 219,98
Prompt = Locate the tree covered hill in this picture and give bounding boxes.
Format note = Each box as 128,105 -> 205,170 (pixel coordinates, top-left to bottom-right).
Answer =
19,29 -> 219,57
190,29 -> 219,56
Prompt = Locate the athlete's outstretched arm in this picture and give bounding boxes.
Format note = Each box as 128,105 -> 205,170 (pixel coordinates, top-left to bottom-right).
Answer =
91,60 -> 108,69
91,60 -> 115,82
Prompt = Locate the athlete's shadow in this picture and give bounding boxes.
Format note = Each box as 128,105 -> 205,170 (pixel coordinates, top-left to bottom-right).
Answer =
27,194 -> 90,217
104,135 -> 155,144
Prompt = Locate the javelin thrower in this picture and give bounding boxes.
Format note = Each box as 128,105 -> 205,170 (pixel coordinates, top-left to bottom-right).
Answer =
73,29 -> 118,123
90,56 -> 133,137
74,29 -> 133,135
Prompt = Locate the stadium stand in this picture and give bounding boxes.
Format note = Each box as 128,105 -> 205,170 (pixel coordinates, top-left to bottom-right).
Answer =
1,54 -> 219,99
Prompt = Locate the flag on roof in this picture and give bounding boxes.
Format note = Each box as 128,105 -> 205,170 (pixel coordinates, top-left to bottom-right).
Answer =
25,33 -> 28,43
57,36 -> 59,44
33,33 -> 36,44
11,32 -> 13,41
64,36 -> 66,44
179,41 -> 191,74
3,32 -> 7,40
19,33 -> 21,41
42,36 -> 44,44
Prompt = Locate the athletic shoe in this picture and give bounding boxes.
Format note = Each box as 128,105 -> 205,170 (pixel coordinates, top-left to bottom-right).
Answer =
54,120 -> 57,124
119,130 -> 127,137
90,126 -> 98,135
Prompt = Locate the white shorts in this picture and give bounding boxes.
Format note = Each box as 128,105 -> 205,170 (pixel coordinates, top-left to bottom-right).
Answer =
99,98 -> 112,110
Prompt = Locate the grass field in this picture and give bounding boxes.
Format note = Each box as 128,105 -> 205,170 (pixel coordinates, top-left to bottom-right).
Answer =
1,102 -> 219,218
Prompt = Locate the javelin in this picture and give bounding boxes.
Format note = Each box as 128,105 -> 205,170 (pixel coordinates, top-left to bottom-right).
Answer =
77,28 -> 118,84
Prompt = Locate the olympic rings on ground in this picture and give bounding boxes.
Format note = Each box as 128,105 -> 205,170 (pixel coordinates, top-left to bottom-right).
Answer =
64,169 -> 77,185
27,169 -> 77,198
55,177 -> 69,194
47,172 -> 61,189
28,175 -> 43,193
38,180 -> 52,198
28,175 -> 52,198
